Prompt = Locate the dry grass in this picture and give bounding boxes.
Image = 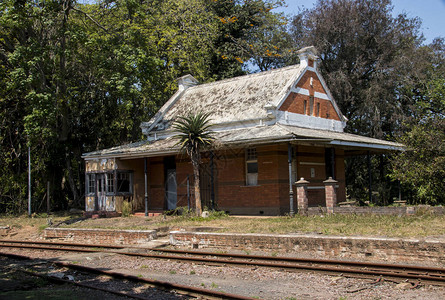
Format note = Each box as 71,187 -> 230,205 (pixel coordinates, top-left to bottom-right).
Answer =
152,213 -> 445,238
2,211 -> 445,239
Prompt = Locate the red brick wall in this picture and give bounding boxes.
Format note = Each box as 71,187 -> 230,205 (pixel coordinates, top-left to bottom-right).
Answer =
279,70 -> 340,121
170,231 -> 445,263
215,144 -> 290,215
117,144 -> 346,215
44,228 -> 157,245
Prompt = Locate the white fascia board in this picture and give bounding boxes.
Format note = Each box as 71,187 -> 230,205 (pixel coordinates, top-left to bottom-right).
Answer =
329,140 -> 404,151
84,148 -> 180,160
276,111 -> 345,132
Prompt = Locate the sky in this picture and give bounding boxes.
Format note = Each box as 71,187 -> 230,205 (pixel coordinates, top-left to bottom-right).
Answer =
278,0 -> 445,44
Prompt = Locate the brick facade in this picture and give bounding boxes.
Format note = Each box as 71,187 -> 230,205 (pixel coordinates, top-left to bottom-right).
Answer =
324,177 -> 338,214
279,70 -> 340,121
103,143 -> 346,215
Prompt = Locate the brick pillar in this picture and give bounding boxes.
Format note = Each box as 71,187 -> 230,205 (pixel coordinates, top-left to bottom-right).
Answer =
295,178 -> 309,216
324,177 -> 338,214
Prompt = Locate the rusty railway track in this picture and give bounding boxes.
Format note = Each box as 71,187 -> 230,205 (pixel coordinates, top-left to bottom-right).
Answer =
0,251 -> 256,300
1,239 -> 445,286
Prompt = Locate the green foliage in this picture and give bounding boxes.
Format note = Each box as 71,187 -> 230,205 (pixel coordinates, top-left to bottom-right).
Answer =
0,0 -> 284,214
121,201 -> 132,217
391,43 -> 445,204
1,0 -> 443,212
173,112 -> 214,216
289,0 -> 444,204
173,112 -> 214,157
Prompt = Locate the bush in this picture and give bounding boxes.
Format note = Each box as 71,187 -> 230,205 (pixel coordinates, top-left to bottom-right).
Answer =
121,201 -> 132,217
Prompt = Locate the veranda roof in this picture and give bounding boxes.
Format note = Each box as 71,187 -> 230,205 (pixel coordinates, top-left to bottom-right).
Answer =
82,124 -> 403,160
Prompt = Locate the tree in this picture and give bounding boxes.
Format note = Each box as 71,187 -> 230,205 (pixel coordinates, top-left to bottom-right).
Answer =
290,0 -> 423,138
288,0 -> 427,204
391,39 -> 445,204
173,113 -> 214,216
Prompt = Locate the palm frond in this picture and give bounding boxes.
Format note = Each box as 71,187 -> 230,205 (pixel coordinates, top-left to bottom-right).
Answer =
173,112 -> 214,156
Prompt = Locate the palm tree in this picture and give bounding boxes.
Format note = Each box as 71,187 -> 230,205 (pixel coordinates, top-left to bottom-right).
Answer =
173,112 -> 214,216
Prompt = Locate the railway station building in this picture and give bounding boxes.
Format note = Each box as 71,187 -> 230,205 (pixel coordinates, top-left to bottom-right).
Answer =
82,46 -> 402,216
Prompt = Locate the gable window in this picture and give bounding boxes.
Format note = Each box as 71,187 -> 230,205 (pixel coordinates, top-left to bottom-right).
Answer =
246,148 -> 258,186
309,96 -> 314,116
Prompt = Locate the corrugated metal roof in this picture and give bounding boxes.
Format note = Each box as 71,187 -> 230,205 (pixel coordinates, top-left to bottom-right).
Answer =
83,124 -> 402,159
162,64 -> 304,124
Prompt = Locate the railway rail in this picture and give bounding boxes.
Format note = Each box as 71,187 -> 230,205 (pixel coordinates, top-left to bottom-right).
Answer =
1,239 -> 445,286
0,251 -> 256,300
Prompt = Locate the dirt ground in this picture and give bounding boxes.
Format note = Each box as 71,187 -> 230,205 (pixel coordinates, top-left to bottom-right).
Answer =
1,215 -> 445,299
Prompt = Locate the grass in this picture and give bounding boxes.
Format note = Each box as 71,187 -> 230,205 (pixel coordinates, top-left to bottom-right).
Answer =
150,213 -> 445,238
2,210 -> 445,238
0,212 -> 82,230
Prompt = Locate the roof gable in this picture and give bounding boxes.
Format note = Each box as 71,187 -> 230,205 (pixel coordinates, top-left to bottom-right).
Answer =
161,64 -> 305,126
142,46 -> 346,136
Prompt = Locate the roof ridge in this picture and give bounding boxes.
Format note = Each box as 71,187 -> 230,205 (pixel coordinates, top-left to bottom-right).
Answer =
186,64 -> 301,91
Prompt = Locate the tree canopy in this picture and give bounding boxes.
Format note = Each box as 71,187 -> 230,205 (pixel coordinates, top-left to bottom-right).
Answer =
1,0 -> 444,213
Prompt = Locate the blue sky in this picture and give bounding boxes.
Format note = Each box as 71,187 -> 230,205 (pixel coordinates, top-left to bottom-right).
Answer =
279,0 -> 445,44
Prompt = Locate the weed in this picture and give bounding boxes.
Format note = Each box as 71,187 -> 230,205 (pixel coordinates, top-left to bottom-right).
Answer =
137,274 -> 143,278
201,283 -> 206,287
121,201 -> 132,217
71,261 -> 79,264
38,224 -> 48,232
211,282 -> 218,288
169,270 -> 176,275
140,265 -> 149,269
190,270 -> 196,275
243,249 -> 251,255
271,251 -> 278,257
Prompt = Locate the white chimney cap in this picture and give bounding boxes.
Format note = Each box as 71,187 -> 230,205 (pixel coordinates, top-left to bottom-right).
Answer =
177,74 -> 199,90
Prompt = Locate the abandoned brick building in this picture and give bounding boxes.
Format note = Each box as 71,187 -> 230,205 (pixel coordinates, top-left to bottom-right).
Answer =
82,46 -> 402,216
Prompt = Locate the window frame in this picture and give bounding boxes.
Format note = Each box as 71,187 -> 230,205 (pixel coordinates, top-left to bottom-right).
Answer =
116,171 -> 133,195
106,172 -> 115,194
86,171 -> 133,197
245,148 -> 259,186
86,173 -> 96,196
